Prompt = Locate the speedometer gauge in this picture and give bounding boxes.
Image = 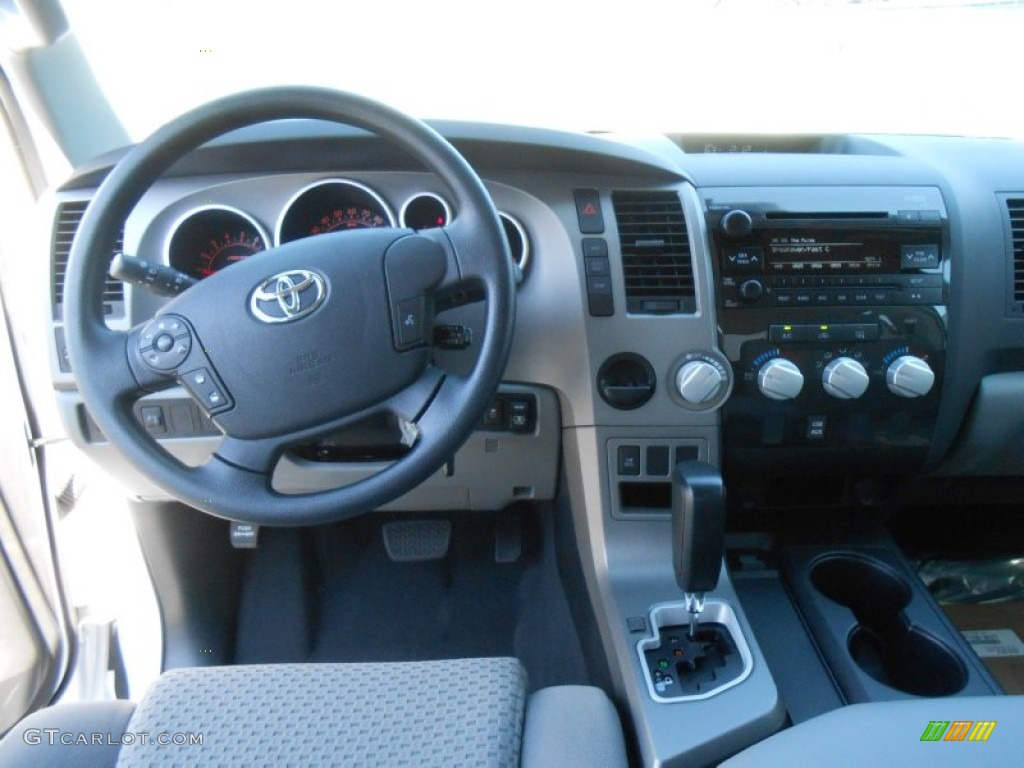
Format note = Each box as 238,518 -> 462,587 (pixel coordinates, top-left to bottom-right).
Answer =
277,179 -> 395,245
167,206 -> 269,279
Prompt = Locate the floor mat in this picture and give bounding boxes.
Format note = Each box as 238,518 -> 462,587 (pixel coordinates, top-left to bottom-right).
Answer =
233,509 -> 589,692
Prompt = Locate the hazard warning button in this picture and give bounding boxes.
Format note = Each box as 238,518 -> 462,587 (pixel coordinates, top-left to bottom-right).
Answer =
574,189 -> 605,234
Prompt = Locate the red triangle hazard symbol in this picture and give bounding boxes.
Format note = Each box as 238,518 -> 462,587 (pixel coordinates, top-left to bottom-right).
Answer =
582,202 -> 598,216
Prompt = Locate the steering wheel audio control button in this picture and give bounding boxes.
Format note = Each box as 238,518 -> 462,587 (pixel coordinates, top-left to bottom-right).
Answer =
154,333 -> 175,352
180,367 -> 233,414
138,315 -> 194,371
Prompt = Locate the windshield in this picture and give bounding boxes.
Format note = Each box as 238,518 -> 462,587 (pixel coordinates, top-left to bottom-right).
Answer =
62,0 -> 1024,140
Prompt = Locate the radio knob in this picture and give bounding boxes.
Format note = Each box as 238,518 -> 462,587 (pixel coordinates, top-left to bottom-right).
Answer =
738,279 -> 764,303
757,358 -> 804,401
676,359 -> 727,405
822,357 -> 870,399
721,209 -> 754,238
886,355 -> 935,398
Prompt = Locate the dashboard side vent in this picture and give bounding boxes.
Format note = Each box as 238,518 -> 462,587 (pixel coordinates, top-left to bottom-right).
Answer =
52,201 -> 125,313
612,190 -> 695,314
1008,198 -> 1024,306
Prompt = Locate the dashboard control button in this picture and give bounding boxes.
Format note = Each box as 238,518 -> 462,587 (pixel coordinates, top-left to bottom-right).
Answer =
769,324 -> 800,343
617,445 -> 641,476
757,358 -> 804,401
822,357 -> 870,399
587,276 -> 612,294
812,290 -> 832,305
723,247 -> 764,272
675,445 -> 700,464
899,273 -> 942,288
738,279 -> 764,303
850,323 -> 880,341
897,210 -> 921,222
774,291 -> 794,307
646,446 -> 670,477
887,355 -> 935,398
507,398 -> 534,432
588,292 -> 614,317
901,244 -> 940,269
794,291 -> 813,307
833,290 -> 852,305
140,406 -> 166,434
903,287 -> 944,305
574,189 -> 604,234
585,257 -> 610,275
482,400 -> 505,429
806,415 -> 827,440
676,360 -> 726,405
582,238 -> 609,258
720,209 -> 754,238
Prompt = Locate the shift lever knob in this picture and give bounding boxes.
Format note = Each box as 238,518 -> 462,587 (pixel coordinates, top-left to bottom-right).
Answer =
672,460 -> 726,595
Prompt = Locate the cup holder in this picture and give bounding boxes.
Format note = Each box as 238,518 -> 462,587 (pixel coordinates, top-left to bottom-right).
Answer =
810,554 -> 967,697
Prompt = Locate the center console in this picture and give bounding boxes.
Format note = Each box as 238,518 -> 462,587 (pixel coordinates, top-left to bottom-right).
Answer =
705,187 -> 948,478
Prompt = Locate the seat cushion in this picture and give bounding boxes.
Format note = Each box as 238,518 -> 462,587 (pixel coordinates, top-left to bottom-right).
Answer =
116,658 -> 527,767
520,685 -> 628,768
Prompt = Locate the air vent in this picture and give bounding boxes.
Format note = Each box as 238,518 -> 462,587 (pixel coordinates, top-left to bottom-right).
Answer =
1008,198 -> 1024,306
612,191 -> 695,314
52,200 -> 124,313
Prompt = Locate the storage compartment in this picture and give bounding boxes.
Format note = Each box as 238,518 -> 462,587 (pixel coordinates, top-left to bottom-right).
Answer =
809,554 -> 967,696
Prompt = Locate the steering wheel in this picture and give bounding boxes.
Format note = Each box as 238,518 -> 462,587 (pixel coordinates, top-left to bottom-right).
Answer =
64,88 -> 515,526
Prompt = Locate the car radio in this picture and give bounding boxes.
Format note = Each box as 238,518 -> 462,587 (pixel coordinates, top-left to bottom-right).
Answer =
714,208 -> 944,312
704,187 -> 949,477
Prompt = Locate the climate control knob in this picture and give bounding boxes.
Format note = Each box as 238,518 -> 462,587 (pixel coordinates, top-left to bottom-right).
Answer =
676,360 -> 727,405
757,358 -> 804,401
886,355 -> 935,398
822,357 -> 870,399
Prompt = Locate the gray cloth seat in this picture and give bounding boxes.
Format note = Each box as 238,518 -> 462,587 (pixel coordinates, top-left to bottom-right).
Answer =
0,658 -> 628,767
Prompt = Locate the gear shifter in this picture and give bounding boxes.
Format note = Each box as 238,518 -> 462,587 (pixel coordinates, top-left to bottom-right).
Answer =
672,460 -> 726,639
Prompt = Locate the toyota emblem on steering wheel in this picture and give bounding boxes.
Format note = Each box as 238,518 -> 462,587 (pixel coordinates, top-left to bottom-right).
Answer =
249,269 -> 327,323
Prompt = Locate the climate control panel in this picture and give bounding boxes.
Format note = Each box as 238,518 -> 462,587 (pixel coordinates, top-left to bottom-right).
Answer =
721,306 -> 945,474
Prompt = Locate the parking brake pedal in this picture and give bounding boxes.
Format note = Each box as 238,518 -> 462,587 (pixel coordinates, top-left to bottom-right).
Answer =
383,520 -> 451,562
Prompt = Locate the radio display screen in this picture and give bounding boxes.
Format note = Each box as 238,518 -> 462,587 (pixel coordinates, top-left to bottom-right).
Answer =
767,231 -> 888,272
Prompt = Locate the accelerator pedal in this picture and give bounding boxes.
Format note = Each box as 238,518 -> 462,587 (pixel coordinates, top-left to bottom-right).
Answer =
382,520 -> 452,562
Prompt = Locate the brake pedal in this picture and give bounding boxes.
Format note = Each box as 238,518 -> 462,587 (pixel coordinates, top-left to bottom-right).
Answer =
382,520 -> 451,562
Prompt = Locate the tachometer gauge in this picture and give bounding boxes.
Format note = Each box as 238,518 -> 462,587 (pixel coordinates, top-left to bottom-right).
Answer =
167,206 -> 269,279
277,179 -> 395,244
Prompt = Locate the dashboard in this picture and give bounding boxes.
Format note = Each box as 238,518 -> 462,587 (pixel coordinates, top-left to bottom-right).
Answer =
47,122 -> 1024,510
